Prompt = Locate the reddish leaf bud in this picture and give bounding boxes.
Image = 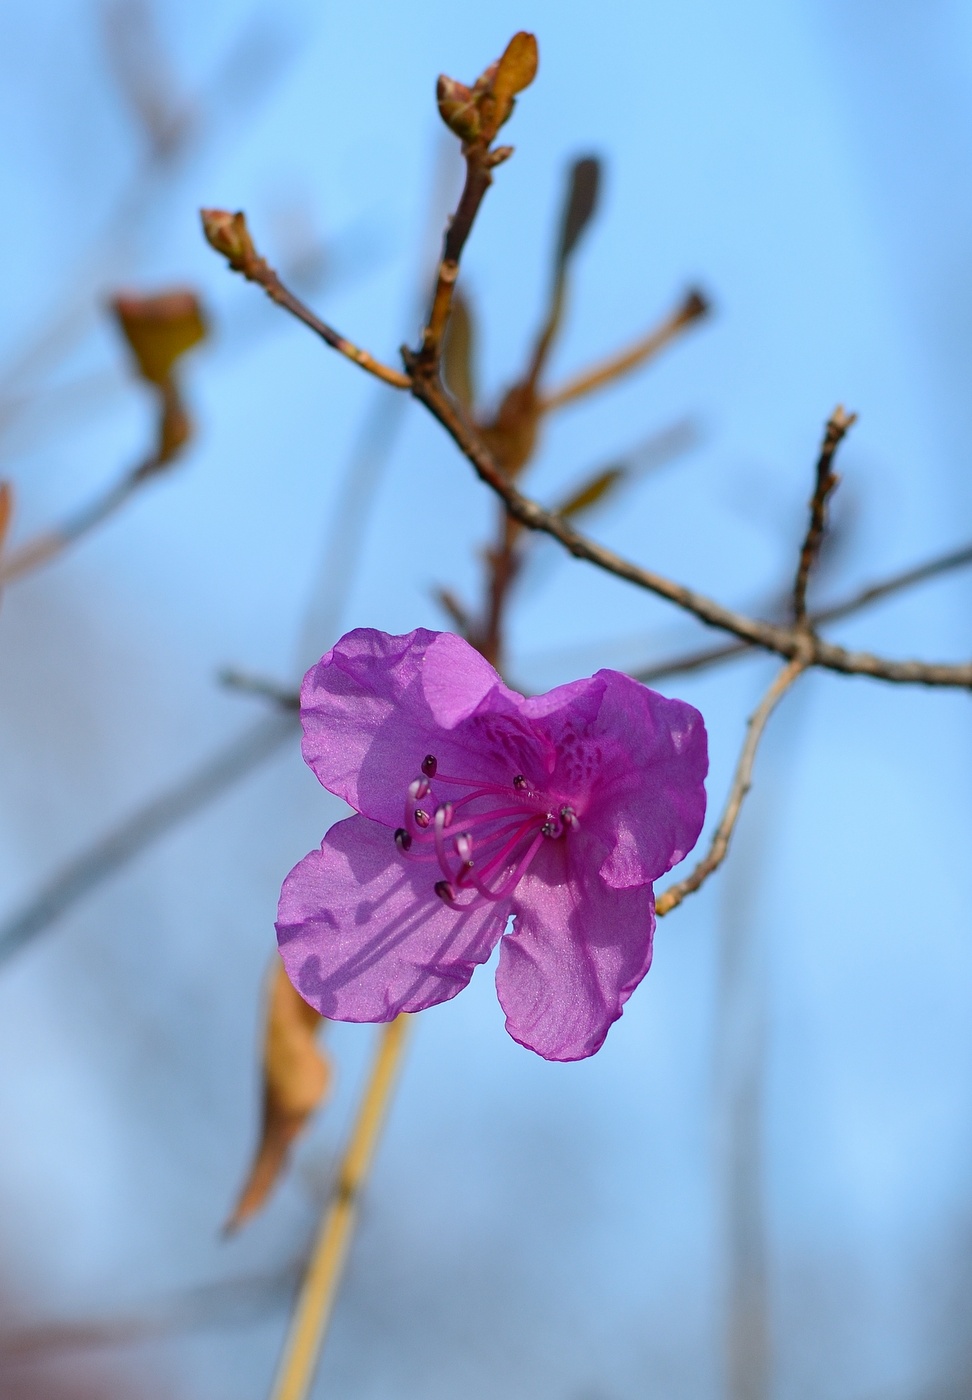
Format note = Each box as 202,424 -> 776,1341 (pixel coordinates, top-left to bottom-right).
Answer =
436,75 -> 480,143
200,208 -> 256,271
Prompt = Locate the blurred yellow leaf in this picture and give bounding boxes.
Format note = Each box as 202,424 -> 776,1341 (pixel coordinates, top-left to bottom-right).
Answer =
226,958 -> 332,1232
491,31 -> 538,127
556,466 -> 625,519
111,288 -> 207,386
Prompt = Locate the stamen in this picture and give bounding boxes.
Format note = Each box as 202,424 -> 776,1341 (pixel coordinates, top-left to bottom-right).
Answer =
399,757 -> 575,909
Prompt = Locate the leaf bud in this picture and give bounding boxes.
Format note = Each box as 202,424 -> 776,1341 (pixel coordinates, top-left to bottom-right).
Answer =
436,75 -> 480,143
200,208 -> 257,272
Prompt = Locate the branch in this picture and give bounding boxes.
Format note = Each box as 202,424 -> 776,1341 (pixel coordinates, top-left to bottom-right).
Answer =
655,656 -> 808,917
404,369 -> 972,688
634,537 -> 972,685
200,211 -> 412,390
793,405 -> 856,623
539,288 -> 709,412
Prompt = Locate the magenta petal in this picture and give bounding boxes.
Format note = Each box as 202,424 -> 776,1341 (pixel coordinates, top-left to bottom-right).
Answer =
579,670 -> 708,888
276,814 -> 508,1020
299,628 -> 506,827
497,844 -> 655,1061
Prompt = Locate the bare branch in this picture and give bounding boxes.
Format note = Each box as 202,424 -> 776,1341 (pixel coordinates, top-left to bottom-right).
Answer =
793,406 -> 856,624
655,656 -> 808,917
404,367 -> 972,689
539,288 -> 709,413
635,537 -> 972,685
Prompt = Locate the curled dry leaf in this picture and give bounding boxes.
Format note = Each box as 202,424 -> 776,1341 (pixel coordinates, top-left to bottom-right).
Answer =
112,288 -> 207,386
226,957 -> 333,1232
0,482 -> 12,554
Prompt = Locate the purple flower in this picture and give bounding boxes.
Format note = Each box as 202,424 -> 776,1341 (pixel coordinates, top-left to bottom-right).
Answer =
276,628 -> 707,1061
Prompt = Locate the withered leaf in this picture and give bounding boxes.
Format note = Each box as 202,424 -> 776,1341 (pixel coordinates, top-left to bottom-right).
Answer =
112,288 -> 207,386
442,290 -> 477,415
558,156 -> 601,269
225,957 -> 332,1232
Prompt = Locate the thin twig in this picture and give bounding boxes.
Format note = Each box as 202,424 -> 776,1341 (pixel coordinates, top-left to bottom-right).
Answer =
655,657 -> 808,917
200,211 -> 411,390
539,289 -> 709,412
634,537 -> 972,685
269,1016 -> 409,1400
793,406 -> 856,624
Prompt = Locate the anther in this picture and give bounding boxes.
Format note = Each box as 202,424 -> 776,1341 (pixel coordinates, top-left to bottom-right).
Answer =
434,879 -> 456,903
422,754 -> 438,778
394,827 -> 412,852
409,777 -> 430,801
541,818 -> 558,838
414,808 -> 431,828
513,774 -> 528,792
560,805 -> 577,827
437,801 -> 454,828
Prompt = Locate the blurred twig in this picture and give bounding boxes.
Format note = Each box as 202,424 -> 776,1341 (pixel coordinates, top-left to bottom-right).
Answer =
269,1016 -> 408,1400
0,715 -> 296,967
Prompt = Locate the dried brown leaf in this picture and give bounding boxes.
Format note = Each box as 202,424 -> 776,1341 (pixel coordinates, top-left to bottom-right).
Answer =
112,289 -> 207,386
489,31 -> 538,134
0,483 -> 12,554
226,959 -> 332,1232
442,291 -> 477,415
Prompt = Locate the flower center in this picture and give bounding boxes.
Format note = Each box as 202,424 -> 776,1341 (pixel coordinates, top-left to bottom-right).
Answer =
393,753 -> 576,907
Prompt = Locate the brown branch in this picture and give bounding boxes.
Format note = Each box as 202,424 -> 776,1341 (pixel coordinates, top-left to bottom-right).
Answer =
417,154 -> 495,368
539,288 -> 709,413
402,366 -> 972,688
655,656 -> 808,917
635,537 -> 972,685
200,210 -> 412,390
793,406 -> 856,624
